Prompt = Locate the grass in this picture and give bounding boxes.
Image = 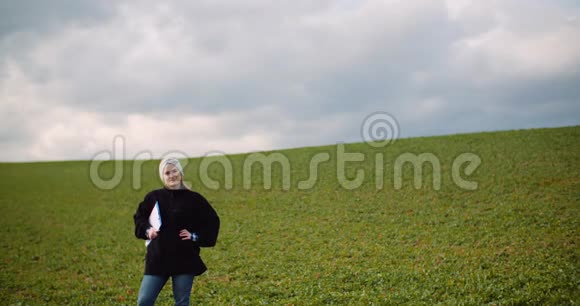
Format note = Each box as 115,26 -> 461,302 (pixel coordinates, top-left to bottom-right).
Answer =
0,126 -> 578,305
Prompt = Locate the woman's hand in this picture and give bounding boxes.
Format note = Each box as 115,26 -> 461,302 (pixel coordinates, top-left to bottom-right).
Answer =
147,228 -> 159,240
179,229 -> 192,241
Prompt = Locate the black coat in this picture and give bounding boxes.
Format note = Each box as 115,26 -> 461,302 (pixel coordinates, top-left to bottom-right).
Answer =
133,188 -> 220,276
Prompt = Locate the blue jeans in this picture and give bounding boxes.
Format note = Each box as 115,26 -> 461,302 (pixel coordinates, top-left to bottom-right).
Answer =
137,274 -> 194,306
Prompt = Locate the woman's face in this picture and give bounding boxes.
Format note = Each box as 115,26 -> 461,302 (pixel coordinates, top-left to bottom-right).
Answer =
162,163 -> 182,189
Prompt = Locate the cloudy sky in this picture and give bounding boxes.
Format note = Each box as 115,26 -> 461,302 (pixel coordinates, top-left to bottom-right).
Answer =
1,0 -> 579,162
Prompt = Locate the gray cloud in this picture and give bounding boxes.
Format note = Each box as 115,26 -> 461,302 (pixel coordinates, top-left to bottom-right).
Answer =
0,1 -> 114,38
0,0 -> 579,161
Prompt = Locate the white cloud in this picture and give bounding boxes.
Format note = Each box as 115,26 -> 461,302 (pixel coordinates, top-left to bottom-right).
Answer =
448,0 -> 580,82
452,25 -> 580,81
25,108 -> 284,162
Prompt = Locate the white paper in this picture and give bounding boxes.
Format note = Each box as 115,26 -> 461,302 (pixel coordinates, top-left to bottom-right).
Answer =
145,201 -> 162,247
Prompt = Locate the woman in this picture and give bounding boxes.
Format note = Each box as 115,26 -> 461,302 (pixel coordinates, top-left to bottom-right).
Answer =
133,158 -> 220,306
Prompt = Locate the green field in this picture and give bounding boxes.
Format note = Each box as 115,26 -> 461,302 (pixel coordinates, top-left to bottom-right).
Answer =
1,126 -> 578,305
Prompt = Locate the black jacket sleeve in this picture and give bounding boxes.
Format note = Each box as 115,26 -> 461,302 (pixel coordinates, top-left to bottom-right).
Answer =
195,194 -> 220,247
133,192 -> 155,240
